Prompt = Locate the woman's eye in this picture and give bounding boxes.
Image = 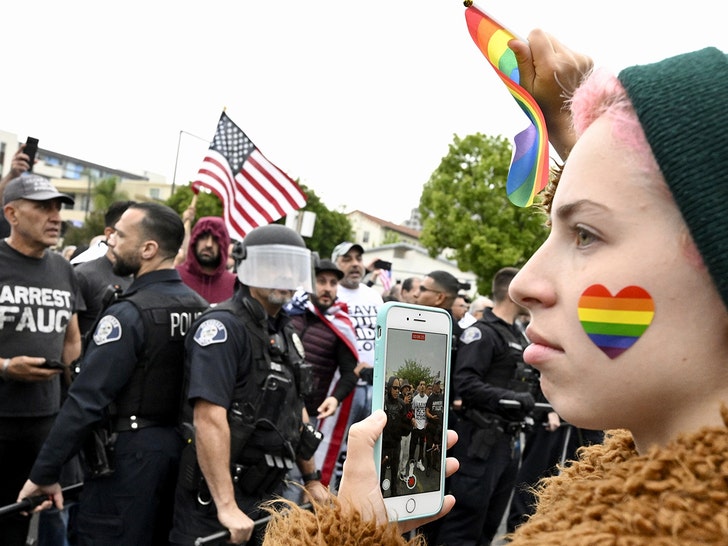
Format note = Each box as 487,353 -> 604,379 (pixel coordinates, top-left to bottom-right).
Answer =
575,226 -> 596,247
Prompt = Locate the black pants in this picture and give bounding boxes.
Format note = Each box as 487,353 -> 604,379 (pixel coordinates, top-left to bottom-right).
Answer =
434,430 -> 518,546
74,427 -> 182,546
0,415 -> 55,546
506,425 -> 604,533
169,476 -> 284,546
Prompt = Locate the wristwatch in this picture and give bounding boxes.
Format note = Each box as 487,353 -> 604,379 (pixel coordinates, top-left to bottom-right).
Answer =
302,470 -> 322,483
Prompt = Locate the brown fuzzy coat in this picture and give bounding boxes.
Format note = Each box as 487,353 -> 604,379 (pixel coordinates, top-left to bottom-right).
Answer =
261,409 -> 728,545
262,497 -> 423,546
507,407 -> 728,545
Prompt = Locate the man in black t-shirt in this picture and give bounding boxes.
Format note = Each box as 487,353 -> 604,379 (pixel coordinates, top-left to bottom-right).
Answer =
0,174 -> 81,545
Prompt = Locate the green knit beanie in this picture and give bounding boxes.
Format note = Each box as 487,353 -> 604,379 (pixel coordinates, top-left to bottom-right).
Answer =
618,48 -> 728,308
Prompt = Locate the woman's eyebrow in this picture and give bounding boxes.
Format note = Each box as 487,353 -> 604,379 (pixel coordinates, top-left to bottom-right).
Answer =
555,199 -> 609,223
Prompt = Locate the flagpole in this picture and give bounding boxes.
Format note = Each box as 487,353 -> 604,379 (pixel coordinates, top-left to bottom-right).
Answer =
462,0 -> 527,41
172,130 -> 213,196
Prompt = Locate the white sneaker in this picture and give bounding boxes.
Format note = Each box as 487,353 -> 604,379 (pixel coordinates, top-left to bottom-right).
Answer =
416,460 -> 425,472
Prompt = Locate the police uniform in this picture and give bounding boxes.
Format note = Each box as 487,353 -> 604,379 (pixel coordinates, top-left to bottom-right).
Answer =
434,307 -> 532,546
170,285 -> 308,546
28,269 -> 208,546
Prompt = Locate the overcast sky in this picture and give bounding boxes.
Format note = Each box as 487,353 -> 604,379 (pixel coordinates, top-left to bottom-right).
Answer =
2,1 -> 725,224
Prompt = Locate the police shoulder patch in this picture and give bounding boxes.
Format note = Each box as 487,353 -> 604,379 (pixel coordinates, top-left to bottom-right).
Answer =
93,315 -> 123,346
460,326 -> 482,345
194,319 -> 228,347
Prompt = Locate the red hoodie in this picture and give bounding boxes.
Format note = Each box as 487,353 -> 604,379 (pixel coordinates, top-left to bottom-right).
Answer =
176,216 -> 236,304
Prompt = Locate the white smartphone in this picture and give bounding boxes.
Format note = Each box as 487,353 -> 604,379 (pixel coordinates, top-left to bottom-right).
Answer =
373,301 -> 452,522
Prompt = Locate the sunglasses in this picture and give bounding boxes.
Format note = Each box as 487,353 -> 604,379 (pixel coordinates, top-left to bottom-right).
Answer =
419,285 -> 442,294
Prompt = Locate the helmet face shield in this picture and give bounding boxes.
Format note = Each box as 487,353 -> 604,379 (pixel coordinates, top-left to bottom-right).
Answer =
237,244 -> 313,292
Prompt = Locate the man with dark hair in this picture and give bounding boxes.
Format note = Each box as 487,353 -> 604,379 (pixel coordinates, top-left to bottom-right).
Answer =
434,266 -> 536,546
284,258 -> 359,491
73,200 -> 136,335
18,202 -> 209,546
415,270 -> 460,311
415,270 -> 464,409
176,216 -> 236,304
0,174 -> 82,545
400,276 -> 421,304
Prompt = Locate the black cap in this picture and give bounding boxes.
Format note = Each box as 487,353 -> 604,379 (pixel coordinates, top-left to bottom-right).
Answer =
315,258 -> 344,280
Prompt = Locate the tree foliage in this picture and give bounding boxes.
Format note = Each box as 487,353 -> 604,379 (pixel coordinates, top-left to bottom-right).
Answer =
392,358 -> 439,388
165,181 -> 352,257
295,182 -> 353,259
166,184 -> 223,221
419,133 -> 549,294
62,177 -> 129,247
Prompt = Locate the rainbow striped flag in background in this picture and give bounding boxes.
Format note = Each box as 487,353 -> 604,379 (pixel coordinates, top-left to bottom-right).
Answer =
464,4 -> 549,207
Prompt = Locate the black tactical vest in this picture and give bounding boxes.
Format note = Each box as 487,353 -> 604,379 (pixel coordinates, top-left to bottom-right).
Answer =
478,319 -> 529,391
113,289 -> 208,424
212,294 -> 305,456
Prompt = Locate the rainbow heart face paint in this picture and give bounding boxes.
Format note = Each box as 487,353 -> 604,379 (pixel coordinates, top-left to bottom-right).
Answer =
578,285 -> 655,358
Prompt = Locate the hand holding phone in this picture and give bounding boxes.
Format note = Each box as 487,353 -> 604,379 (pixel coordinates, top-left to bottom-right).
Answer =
372,302 -> 452,522
40,359 -> 66,370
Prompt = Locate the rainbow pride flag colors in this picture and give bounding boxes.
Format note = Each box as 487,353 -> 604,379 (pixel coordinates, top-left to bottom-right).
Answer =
464,5 -> 549,207
578,284 -> 655,359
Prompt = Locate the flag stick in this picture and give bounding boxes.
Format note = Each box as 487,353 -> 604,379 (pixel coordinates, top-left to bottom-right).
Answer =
462,0 -> 527,42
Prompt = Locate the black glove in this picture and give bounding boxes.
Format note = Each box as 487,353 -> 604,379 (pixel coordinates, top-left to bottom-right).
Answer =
510,392 -> 535,413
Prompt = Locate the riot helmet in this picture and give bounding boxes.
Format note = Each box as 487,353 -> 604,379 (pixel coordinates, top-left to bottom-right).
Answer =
236,224 -> 313,292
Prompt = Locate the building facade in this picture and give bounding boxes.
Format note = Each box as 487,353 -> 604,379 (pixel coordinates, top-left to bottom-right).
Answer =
0,130 -> 172,226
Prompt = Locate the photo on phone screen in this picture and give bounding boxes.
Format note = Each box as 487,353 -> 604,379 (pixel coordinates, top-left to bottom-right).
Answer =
373,302 -> 452,521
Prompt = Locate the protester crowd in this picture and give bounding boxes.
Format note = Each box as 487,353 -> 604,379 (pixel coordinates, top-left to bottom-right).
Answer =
4,15 -> 728,546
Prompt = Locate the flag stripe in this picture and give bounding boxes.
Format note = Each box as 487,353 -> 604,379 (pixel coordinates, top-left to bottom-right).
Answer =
577,308 -> 655,326
579,295 -> 655,312
580,321 -> 651,337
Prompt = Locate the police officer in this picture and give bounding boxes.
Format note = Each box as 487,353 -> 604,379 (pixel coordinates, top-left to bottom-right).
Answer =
434,267 -> 536,546
17,202 -> 209,546
170,224 -> 329,546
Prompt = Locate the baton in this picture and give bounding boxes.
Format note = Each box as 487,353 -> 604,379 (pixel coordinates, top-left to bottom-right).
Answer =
0,482 -> 84,518
194,502 -> 313,546
499,399 -> 553,411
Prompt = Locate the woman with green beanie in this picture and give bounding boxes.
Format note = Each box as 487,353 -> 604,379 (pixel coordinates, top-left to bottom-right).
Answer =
259,35 -> 728,546
504,33 -> 728,544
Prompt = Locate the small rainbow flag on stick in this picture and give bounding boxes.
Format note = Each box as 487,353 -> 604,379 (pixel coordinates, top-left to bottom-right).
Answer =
464,3 -> 549,207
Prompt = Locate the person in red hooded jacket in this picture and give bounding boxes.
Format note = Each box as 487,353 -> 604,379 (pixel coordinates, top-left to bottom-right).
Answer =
176,216 -> 236,304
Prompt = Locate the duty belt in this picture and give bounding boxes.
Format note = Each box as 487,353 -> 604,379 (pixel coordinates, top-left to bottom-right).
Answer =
113,415 -> 168,432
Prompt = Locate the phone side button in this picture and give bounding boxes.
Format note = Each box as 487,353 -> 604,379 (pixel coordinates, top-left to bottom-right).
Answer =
406,498 -> 416,514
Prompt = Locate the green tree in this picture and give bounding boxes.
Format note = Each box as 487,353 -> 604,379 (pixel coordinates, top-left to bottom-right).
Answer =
419,133 -> 549,294
296,182 -> 352,259
62,176 -> 130,247
165,181 -> 352,255
393,358 -> 437,387
166,184 -> 223,221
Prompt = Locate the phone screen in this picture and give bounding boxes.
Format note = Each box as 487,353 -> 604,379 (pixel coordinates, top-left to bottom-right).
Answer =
373,302 -> 451,521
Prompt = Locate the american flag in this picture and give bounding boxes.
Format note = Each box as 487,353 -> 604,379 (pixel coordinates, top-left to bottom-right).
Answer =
192,111 -> 307,239
379,268 -> 392,292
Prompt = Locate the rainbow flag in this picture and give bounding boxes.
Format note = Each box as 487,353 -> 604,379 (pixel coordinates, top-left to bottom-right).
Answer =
464,5 -> 549,207
578,285 -> 655,359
